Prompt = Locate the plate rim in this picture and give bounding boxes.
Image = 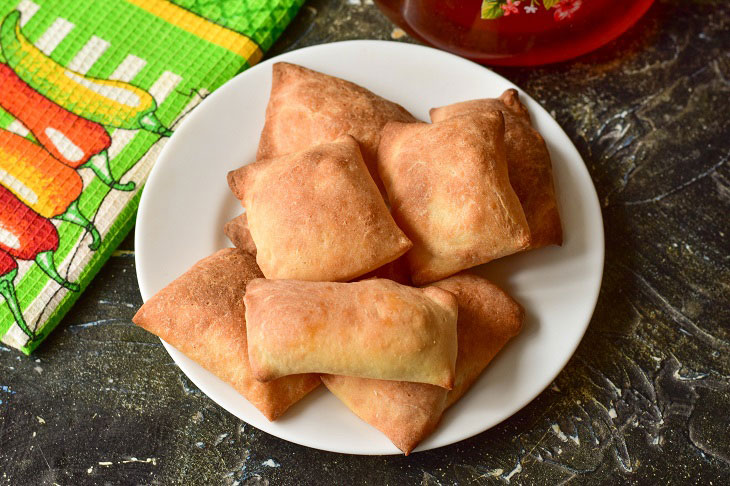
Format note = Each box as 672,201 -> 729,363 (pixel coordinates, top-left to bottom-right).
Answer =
135,39 -> 605,455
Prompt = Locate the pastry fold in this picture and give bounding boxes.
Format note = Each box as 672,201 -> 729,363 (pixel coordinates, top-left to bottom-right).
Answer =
244,278 -> 458,388
430,89 -> 562,248
132,249 -> 320,421
228,135 -> 412,282
257,62 -> 417,190
224,213 -> 257,255
321,375 -> 446,455
434,273 -> 524,408
322,272 -> 523,454
377,111 -> 530,285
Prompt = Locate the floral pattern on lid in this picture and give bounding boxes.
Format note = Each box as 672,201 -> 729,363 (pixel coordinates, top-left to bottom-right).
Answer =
481,0 -> 583,20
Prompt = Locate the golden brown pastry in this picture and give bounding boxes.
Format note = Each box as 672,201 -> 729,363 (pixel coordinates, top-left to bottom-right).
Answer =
257,62 -> 417,190
430,89 -> 562,248
221,202 -> 410,283
244,278 -> 458,388
377,111 -> 531,285
321,375 -> 446,455
321,272 -> 524,454
228,135 -> 412,282
433,272 -> 524,407
132,249 -> 320,421
224,213 -> 257,255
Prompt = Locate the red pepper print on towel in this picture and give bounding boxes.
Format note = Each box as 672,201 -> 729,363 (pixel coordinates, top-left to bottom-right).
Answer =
0,11 -> 172,135
0,63 -> 132,191
0,129 -> 101,249
0,185 -> 80,293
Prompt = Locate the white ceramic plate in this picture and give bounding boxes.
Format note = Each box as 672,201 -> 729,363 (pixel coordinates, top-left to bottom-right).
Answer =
135,40 -> 604,455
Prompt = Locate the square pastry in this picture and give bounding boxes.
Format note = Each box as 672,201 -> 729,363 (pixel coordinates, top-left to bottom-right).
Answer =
431,89 -> 562,248
228,135 -> 412,281
378,111 -> 530,285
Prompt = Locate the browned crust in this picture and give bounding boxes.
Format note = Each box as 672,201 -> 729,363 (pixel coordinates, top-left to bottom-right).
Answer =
378,111 -> 531,284
430,89 -> 562,248
224,213 -> 257,255
321,272 -> 524,454
257,62 -> 417,192
132,249 -> 320,421
244,278 -> 458,388
431,272 -> 524,408
321,374 -> 446,455
228,136 -> 412,282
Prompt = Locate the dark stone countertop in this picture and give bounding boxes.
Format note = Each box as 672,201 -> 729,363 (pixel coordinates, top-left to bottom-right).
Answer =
1,1 -> 729,484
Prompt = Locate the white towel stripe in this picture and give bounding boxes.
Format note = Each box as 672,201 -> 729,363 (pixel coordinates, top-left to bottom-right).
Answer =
17,0 -> 40,26
66,36 -> 110,74
109,54 -> 147,82
148,71 -> 182,105
35,18 -> 74,55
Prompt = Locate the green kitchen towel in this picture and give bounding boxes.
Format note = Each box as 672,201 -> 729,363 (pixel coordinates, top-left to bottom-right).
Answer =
0,0 -> 303,354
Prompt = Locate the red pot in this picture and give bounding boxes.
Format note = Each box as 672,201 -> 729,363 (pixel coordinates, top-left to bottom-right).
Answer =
375,0 -> 655,66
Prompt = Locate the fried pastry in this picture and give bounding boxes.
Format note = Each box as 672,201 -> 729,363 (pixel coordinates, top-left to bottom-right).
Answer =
430,89 -> 562,248
377,111 -> 530,285
228,136 -> 412,282
257,62 -> 417,190
244,278 -> 458,388
224,213 -> 257,255
321,374 -> 446,455
321,272 -> 523,454
433,273 -> 524,407
132,249 -> 320,421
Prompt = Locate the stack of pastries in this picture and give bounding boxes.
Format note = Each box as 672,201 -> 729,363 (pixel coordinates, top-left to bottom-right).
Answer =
134,63 -> 563,454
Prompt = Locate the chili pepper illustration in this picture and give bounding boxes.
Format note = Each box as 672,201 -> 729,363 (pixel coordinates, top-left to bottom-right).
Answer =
0,249 -> 34,340
0,11 -> 172,136
0,185 -> 80,292
0,63 -> 133,191
0,129 -> 101,250
0,63 -> 109,167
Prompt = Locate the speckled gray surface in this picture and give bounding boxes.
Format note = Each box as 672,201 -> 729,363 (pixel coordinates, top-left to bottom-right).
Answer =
1,0 -> 729,484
